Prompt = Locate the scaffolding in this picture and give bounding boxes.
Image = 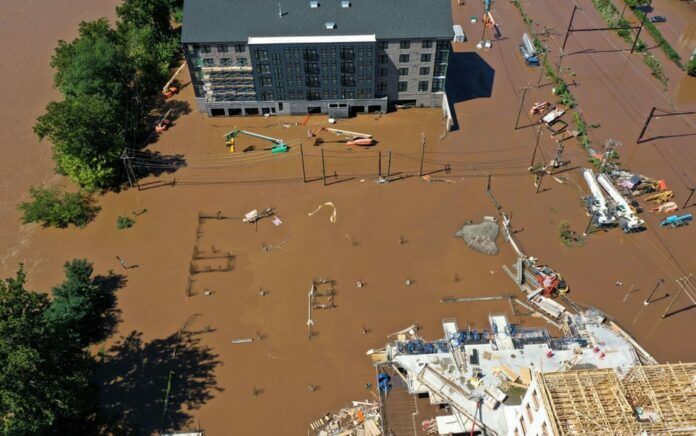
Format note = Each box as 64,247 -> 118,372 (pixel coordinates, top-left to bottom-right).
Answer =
201,66 -> 257,102
538,363 -> 696,435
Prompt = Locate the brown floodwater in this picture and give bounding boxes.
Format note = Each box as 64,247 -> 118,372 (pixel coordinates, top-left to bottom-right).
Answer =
1,0 -> 695,434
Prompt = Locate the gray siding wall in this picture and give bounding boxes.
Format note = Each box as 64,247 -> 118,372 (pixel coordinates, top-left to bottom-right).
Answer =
184,37 -> 450,116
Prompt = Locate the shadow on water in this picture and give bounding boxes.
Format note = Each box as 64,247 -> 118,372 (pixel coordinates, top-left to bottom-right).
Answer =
444,52 -> 495,131
95,329 -> 222,435
91,273 -> 126,343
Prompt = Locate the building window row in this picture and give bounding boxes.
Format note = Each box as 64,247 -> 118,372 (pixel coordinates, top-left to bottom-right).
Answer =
378,40 -> 434,50
188,43 -> 246,54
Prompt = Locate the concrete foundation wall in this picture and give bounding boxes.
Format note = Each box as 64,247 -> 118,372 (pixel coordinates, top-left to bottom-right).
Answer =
200,97 -> 387,117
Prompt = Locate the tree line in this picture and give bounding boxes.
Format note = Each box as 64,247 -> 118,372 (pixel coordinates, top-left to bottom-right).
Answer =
19,0 -> 182,227
0,260 -> 120,433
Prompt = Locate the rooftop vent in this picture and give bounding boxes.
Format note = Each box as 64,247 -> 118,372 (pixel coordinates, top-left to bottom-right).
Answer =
341,1 -> 351,7
310,1 -> 319,8
325,22 -> 336,29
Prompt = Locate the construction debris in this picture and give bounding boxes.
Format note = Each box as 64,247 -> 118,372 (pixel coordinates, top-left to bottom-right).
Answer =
454,216 -> 500,255
242,207 -> 275,224
308,202 -> 337,223
309,401 -> 381,435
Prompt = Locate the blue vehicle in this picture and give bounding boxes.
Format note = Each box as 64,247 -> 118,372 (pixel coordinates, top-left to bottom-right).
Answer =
660,213 -> 692,228
520,33 -> 539,66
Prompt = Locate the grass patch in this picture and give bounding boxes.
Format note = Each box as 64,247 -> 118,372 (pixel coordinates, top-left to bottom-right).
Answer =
589,0 -> 668,87
559,220 -> 586,247
116,215 -> 136,230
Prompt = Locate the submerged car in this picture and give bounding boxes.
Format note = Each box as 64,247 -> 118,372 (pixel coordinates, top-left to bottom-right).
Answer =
649,15 -> 666,23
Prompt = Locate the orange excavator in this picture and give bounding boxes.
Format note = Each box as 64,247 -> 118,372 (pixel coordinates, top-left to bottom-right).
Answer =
308,127 -> 375,147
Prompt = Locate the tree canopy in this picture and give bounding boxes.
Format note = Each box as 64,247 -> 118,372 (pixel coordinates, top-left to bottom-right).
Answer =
34,94 -> 127,190
0,264 -> 103,434
51,19 -> 132,103
18,186 -> 99,228
35,0 -> 181,191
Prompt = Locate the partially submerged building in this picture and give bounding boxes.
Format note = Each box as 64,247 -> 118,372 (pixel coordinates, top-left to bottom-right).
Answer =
311,310 -> 696,435
512,363 -> 696,435
181,0 -> 453,117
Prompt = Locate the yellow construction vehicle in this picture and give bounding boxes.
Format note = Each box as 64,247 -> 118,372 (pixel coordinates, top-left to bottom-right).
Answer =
645,191 -> 674,204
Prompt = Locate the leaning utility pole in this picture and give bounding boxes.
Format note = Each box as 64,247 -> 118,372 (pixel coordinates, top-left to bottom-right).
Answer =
549,142 -> 565,172
683,188 -> 695,209
529,127 -> 543,167
630,0 -> 652,54
599,139 -> 620,174
636,106 -> 656,143
514,86 -> 531,130
561,5 -> 579,53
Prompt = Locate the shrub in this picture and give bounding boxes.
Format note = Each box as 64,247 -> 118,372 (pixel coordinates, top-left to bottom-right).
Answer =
688,57 -> 696,77
559,220 -> 585,247
116,215 -> 136,230
18,186 -> 98,228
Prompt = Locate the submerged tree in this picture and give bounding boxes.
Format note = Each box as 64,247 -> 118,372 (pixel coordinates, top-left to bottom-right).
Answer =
18,185 -> 98,228
0,265 -> 94,433
34,94 -> 126,190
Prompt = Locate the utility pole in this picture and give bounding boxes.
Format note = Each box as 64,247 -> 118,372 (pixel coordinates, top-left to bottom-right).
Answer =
599,139 -> 620,174
536,50 -> 549,87
661,287 -> 682,319
514,86 -> 531,130
321,148 -> 327,186
631,0 -> 652,54
583,212 -> 596,236
386,151 -> 392,182
561,5 -> 578,53
300,143 -> 306,183
553,54 -> 565,87
535,170 -> 545,193
530,127 -> 543,167
378,151 -> 382,178
682,187 -> 695,209
636,106 -> 656,143
549,142 -> 564,173
662,275 -> 692,318
121,149 -> 134,188
644,278 -> 664,305
419,133 -> 426,176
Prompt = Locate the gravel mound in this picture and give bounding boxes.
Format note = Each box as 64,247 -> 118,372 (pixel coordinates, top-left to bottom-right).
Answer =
454,217 -> 500,255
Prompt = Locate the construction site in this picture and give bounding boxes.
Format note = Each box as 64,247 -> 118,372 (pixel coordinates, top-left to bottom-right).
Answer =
1,0 -> 695,434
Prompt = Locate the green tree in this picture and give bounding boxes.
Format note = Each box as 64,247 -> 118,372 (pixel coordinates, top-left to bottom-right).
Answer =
116,0 -> 180,97
18,185 -> 98,228
688,57 -> 696,77
46,259 -> 111,348
0,266 -> 94,434
51,19 -> 133,102
34,94 -> 126,190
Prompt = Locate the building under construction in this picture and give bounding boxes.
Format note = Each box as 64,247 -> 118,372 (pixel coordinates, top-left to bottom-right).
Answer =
181,0 -> 453,118
313,306 -> 696,435
515,363 -> 696,435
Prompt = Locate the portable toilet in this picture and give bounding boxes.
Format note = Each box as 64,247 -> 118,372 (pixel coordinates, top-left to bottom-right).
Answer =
453,25 -> 466,43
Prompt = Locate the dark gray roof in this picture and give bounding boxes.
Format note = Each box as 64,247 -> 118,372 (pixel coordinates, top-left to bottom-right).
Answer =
182,0 -> 453,43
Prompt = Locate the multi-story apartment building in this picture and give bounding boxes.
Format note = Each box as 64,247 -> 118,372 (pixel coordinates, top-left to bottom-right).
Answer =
181,0 -> 453,118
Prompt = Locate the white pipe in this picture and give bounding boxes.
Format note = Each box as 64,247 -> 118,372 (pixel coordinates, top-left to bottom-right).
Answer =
582,168 -> 614,225
597,173 -> 644,229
